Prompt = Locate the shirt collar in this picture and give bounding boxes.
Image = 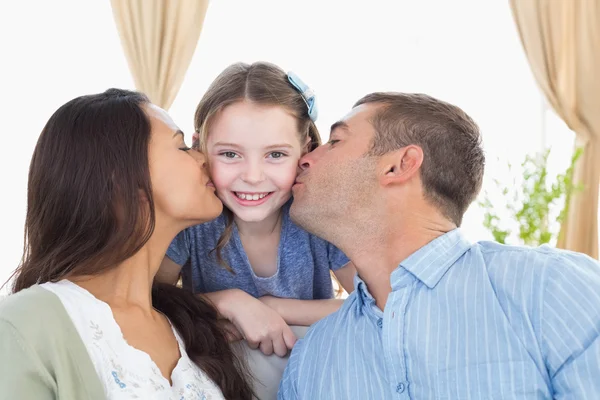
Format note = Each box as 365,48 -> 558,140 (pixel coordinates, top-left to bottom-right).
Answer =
393,228 -> 472,289
355,229 -> 472,305
354,274 -> 375,306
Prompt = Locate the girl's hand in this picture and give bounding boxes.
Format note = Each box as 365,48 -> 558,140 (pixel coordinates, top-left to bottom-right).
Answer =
222,290 -> 297,357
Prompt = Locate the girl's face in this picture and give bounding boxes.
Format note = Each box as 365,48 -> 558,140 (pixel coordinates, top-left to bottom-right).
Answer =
206,101 -> 306,223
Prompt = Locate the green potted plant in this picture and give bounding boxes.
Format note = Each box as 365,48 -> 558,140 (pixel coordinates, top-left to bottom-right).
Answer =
478,148 -> 583,246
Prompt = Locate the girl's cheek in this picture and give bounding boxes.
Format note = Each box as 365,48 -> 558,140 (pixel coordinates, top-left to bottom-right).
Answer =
208,164 -> 231,190
277,165 -> 300,188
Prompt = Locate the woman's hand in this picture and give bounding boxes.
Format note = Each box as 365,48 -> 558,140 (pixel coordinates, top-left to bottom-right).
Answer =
220,290 -> 297,357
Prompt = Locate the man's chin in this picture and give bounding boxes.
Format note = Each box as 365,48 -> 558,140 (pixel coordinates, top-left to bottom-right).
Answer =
289,198 -> 306,225
289,199 -> 319,233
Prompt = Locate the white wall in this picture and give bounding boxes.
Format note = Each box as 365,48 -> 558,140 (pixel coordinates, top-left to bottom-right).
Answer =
0,0 -> 575,290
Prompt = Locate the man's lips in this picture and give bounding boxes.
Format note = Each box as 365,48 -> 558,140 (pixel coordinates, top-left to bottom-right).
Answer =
292,180 -> 304,190
294,173 -> 308,185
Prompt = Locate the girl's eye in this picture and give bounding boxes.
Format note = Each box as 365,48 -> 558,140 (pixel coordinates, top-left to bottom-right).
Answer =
221,151 -> 238,159
328,139 -> 340,146
179,146 -> 191,152
268,151 -> 287,159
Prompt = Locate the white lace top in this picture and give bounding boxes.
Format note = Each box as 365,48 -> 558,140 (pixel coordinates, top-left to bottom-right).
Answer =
41,280 -> 225,400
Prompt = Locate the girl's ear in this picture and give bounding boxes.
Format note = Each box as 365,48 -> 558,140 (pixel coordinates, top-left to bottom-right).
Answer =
192,131 -> 200,149
302,136 -> 312,155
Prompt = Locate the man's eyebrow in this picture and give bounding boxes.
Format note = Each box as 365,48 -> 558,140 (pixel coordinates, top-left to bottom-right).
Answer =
172,129 -> 184,138
330,121 -> 349,134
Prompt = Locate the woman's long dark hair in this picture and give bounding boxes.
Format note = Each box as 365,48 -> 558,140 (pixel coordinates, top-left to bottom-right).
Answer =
8,88 -> 253,399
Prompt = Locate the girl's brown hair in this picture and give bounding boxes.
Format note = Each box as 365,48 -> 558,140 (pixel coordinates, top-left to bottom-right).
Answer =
8,89 -> 253,399
193,61 -> 322,271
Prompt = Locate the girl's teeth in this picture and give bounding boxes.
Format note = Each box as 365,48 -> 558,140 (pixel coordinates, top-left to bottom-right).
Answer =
236,192 -> 268,200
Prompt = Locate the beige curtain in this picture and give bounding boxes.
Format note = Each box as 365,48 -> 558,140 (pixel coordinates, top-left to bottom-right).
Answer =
510,0 -> 600,258
110,0 -> 209,110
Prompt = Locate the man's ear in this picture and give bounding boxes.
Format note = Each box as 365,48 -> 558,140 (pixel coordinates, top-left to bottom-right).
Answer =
379,145 -> 423,186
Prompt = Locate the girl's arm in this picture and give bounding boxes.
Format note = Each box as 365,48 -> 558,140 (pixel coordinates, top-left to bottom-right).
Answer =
259,297 -> 344,326
205,288 -> 297,357
155,261 -> 295,355
155,257 -> 356,352
259,262 -> 357,326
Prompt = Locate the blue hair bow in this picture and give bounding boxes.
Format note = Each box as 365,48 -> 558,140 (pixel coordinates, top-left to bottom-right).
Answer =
287,71 -> 318,122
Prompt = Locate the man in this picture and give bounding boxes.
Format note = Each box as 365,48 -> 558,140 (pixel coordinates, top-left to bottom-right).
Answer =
278,92 -> 600,399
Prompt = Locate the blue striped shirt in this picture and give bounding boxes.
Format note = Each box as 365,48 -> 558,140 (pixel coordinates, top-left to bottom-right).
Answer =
278,229 -> 600,399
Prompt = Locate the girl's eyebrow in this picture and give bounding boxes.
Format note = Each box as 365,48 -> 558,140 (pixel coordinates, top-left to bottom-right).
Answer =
212,142 -> 242,148
264,144 -> 294,150
212,142 -> 294,150
172,129 -> 184,138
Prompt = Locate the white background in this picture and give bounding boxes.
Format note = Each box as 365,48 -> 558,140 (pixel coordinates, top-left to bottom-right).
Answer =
0,1 -> 576,291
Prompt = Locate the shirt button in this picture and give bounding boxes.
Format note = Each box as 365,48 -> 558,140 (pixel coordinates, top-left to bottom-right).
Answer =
396,382 -> 405,393
377,318 -> 383,328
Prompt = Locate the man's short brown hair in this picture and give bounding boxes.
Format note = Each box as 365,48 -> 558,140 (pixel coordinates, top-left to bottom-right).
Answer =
354,92 -> 484,226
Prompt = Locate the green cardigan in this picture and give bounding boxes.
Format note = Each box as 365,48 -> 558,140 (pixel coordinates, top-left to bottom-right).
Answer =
0,286 -> 308,400
0,285 -> 105,399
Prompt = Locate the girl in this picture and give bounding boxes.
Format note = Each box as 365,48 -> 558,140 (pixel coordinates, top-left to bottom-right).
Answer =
157,62 -> 355,358
0,89 -> 253,399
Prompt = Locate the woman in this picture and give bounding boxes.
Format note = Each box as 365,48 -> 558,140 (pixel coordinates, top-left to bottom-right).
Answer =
0,89 -> 253,399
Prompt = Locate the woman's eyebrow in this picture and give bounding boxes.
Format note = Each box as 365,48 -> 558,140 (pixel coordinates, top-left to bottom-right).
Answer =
172,129 -> 184,138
